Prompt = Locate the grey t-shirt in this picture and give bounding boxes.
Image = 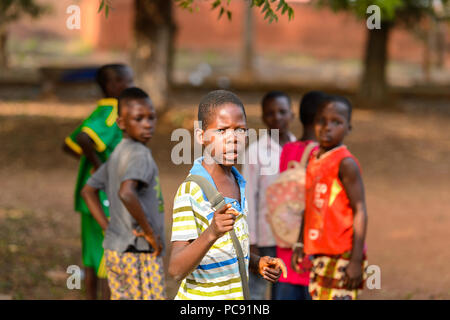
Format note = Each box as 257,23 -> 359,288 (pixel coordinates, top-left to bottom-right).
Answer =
87,138 -> 165,253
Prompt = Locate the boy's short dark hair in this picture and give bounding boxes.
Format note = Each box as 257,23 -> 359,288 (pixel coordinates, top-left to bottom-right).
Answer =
333,95 -> 352,122
198,90 -> 246,130
299,91 -> 329,126
317,94 -> 353,122
261,91 -> 291,109
118,87 -> 151,115
96,63 -> 129,95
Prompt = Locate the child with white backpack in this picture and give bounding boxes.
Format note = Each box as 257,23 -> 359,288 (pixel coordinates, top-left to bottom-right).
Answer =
266,91 -> 328,300
243,91 -> 296,300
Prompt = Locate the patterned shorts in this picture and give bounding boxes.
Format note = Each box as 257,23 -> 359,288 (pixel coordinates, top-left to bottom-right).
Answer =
308,251 -> 368,300
104,249 -> 166,300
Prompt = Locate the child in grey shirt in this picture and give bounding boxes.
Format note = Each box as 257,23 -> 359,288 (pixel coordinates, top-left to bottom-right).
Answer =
82,87 -> 165,300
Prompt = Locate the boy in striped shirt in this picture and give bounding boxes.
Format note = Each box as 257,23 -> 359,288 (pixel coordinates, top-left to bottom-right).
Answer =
168,90 -> 287,300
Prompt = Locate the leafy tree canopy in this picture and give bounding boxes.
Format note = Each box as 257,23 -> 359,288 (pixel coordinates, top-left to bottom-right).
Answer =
315,0 -> 449,24
0,0 -> 49,24
99,0 -> 294,23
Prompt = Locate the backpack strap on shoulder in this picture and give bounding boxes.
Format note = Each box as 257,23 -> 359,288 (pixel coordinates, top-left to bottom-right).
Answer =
299,142 -> 318,168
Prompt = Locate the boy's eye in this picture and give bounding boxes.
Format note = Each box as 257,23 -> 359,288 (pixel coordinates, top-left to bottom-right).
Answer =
235,128 -> 247,135
215,129 -> 226,134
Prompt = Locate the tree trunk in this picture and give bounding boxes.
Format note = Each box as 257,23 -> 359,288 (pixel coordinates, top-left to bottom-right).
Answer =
358,22 -> 392,105
132,0 -> 175,111
435,19 -> 445,69
0,25 -> 8,69
422,19 -> 432,83
241,0 -> 254,82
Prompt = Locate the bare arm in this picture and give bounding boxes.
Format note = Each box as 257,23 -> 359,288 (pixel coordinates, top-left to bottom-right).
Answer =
81,184 -> 109,231
339,157 -> 368,289
291,212 -> 305,273
76,132 -> 103,170
119,179 -> 162,255
62,143 -> 81,159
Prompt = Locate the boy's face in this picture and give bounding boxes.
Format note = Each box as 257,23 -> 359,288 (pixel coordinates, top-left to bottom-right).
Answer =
201,103 -> 247,166
117,98 -> 156,144
314,101 -> 350,150
106,67 -> 134,98
262,96 -> 293,133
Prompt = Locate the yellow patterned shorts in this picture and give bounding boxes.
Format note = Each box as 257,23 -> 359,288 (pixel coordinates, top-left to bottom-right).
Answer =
308,251 -> 368,300
104,249 -> 166,300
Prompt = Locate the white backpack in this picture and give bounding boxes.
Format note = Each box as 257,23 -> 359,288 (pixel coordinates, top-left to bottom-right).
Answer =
265,142 -> 317,248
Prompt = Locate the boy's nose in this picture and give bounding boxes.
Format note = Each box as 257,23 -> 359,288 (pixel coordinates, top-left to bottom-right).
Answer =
142,121 -> 153,129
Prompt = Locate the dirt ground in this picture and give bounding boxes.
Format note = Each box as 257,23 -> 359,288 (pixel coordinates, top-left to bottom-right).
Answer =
0,92 -> 449,300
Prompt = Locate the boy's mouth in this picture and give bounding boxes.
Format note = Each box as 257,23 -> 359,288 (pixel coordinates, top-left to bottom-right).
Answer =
141,129 -> 154,139
223,150 -> 239,161
224,151 -> 238,158
319,133 -> 332,142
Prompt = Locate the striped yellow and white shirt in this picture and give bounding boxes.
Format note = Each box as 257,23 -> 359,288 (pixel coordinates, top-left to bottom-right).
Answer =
171,157 -> 249,300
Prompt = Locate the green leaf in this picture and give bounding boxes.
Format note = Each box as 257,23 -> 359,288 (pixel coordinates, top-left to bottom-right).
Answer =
218,6 -> 225,19
212,0 -> 221,10
226,10 -> 232,20
276,0 -> 286,11
262,1 -> 270,13
98,0 -> 104,13
288,7 -> 294,20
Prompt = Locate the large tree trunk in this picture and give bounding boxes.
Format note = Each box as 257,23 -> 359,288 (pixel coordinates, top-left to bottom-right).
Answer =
358,22 -> 392,105
0,25 -> 8,69
132,0 -> 175,111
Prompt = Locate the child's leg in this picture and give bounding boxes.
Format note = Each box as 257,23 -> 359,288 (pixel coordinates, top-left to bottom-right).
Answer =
84,267 -> 97,300
139,253 -> 166,300
81,212 -> 108,299
105,249 -> 132,300
249,272 -> 268,299
309,253 -> 366,300
99,278 -> 111,300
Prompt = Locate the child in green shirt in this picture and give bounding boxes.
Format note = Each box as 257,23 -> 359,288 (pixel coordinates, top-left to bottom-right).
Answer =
63,64 -> 133,300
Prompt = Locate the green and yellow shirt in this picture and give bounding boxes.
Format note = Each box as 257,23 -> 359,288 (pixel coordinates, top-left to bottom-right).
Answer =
65,98 -> 122,215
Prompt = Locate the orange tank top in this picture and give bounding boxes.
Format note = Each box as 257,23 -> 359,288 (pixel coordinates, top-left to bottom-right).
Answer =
303,145 -> 360,255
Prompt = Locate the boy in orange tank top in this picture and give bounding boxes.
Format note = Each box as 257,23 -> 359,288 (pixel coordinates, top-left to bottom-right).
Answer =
292,95 -> 368,300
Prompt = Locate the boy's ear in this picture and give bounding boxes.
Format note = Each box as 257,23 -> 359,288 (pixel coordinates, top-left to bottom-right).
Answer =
116,115 -> 126,130
194,127 -> 205,146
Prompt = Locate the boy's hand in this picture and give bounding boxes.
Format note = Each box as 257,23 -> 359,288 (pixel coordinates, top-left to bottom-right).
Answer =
133,230 -> 163,257
343,260 -> 363,290
208,204 -> 239,240
291,247 -> 305,274
258,256 -> 287,283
